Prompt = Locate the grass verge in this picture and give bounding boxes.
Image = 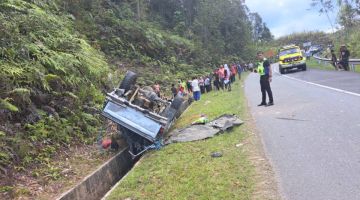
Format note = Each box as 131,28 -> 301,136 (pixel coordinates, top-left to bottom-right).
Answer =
307,58 -> 360,72
306,58 -> 335,71
106,78 -> 255,200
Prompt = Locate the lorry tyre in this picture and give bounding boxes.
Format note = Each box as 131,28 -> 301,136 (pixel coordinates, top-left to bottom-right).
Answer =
280,67 -> 285,74
119,71 -> 137,92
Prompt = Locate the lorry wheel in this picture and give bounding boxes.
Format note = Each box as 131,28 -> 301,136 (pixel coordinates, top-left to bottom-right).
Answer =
280,67 -> 285,74
171,95 -> 184,110
119,71 -> 137,92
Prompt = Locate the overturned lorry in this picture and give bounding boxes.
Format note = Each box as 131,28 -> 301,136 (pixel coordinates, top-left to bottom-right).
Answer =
101,71 -> 189,157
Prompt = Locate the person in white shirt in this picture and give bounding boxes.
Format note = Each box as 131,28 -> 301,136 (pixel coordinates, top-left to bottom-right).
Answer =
191,77 -> 201,101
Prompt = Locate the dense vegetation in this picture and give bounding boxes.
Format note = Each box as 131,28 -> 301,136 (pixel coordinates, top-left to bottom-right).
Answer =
272,0 -> 360,58
325,0 -> 360,58
1,0 -> 111,181
0,0 -> 271,196
273,31 -> 332,47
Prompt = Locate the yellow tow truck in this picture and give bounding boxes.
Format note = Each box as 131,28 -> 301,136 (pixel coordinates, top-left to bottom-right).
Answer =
278,45 -> 306,74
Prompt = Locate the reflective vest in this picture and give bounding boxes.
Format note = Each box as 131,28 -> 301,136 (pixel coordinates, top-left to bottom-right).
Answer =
181,82 -> 187,90
257,58 -> 267,76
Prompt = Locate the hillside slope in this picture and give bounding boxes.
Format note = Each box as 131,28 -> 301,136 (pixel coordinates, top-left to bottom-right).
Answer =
0,0 -> 260,198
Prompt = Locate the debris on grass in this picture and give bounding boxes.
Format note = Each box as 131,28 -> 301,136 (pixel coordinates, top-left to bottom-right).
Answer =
191,114 -> 209,125
209,114 -> 244,131
211,152 -> 223,158
166,114 -> 244,144
236,143 -> 244,148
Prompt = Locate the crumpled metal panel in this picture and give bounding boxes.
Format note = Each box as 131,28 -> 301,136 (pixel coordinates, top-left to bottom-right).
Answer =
102,102 -> 161,142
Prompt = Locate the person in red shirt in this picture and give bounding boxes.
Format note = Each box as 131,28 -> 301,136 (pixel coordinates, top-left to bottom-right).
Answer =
217,65 -> 225,90
177,80 -> 185,96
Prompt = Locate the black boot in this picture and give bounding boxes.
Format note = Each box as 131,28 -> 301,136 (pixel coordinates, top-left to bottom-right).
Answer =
266,102 -> 274,107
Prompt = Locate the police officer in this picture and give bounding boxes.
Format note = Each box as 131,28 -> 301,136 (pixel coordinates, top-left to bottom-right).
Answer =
256,51 -> 274,106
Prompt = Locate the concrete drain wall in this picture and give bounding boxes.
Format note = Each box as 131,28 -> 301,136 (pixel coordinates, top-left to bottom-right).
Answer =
57,148 -> 134,200
57,98 -> 192,200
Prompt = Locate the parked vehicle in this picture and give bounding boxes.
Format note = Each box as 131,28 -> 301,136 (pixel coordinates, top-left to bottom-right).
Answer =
101,71 -> 186,157
306,45 -> 323,56
278,45 -> 307,74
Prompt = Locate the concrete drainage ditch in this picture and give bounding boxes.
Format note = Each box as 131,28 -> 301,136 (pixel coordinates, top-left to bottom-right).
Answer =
57,97 -> 193,200
57,114 -> 242,200
57,148 -> 134,200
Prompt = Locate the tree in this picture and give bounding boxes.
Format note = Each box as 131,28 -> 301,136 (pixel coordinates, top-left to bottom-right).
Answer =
311,0 -> 360,30
338,1 -> 358,28
310,0 -> 336,33
249,12 -> 263,40
260,24 -> 274,42
249,12 -> 273,42
192,0 -> 254,58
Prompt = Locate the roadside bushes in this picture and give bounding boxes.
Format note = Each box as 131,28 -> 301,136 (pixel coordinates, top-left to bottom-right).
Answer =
0,0 -> 110,174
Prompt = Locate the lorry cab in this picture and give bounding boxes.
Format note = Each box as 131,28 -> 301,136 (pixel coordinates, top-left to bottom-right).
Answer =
102,71 -> 188,158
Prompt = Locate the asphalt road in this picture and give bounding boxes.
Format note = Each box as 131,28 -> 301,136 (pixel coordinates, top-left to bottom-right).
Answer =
245,64 -> 360,200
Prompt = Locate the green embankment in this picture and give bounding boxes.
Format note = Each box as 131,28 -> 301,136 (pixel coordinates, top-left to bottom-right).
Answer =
106,79 -> 254,200
307,58 -> 360,72
0,0 -> 262,198
0,0 -> 256,175
0,0 -> 111,180
306,59 -> 335,70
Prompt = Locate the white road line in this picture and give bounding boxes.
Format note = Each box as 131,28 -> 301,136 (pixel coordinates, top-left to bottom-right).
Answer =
272,65 -> 360,98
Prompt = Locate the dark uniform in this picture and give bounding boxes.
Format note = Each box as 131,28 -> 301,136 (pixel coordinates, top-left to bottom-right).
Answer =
257,59 -> 274,106
331,51 -> 338,70
339,47 -> 350,71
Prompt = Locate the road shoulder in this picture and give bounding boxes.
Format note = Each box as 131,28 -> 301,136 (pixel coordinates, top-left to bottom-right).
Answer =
243,107 -> 282,200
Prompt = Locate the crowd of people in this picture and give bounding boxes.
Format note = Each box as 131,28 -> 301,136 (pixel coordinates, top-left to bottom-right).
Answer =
152,51 -> 273,108
167,62 -> 250,101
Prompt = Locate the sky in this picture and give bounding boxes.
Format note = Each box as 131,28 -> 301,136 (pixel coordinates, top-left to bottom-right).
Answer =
245,0 -> 339,38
